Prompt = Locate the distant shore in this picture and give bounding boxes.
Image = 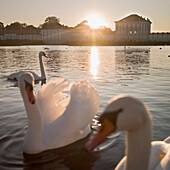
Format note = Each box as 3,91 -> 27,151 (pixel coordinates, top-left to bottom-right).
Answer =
0,40 -> 170,46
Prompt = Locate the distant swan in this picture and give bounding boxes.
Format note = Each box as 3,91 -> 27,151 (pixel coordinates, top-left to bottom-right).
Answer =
87,95 -> 170,170
7,51 -> 47,81
19,72 -> 99,154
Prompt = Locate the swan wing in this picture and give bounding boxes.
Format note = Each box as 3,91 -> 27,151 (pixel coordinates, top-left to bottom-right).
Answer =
36,77 -> 69,124
149,139 -> 170,170
62,80 -> 100,134
36,79 -> 99,149
154,138 -> 170,170
155,150 -> 170,170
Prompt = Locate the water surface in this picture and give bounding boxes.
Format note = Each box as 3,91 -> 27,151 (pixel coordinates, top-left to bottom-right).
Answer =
0,45 -> 170,169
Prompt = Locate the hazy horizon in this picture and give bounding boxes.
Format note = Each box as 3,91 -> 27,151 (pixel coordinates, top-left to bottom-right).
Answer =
1,0 -> 170,32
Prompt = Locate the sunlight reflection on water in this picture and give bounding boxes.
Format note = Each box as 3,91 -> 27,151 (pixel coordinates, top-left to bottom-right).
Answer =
90,46 -> 99,79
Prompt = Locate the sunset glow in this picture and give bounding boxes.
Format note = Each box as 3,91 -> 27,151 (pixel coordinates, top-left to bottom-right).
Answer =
87,15 -> 107,29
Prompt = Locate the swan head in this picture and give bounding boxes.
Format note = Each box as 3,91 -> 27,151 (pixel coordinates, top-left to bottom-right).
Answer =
39,51 -> 47,58
87,95 -> 148,151
19,72 -> 36,105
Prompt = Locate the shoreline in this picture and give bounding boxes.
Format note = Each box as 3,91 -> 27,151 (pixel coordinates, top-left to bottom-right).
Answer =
0,40 -> 170,46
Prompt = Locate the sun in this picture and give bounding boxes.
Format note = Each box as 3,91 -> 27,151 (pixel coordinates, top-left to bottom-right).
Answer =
87,15 -> 107,29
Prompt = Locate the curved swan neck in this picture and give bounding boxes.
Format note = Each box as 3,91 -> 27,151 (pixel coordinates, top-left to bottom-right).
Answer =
125,119 -> 152,170
20,85 -> 43,154
39,55 -> 46,79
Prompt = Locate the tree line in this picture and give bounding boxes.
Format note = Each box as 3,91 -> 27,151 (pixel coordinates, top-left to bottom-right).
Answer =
0,16 -> 112,34
0,16 -> 61,30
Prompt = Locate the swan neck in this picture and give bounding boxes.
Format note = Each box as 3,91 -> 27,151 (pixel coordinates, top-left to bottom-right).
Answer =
39,55 -> 46,79
125,122 -> 152,170
20,86 -> 43,154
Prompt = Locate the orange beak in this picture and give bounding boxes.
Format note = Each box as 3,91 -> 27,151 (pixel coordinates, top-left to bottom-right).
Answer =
86,119 -> 115,151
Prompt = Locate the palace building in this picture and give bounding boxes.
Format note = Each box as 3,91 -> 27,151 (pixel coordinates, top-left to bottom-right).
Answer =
0,14 -> 170,44
115,14 -> 152,42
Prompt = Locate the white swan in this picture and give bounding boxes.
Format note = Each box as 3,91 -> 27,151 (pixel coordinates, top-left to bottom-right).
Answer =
19,72 -> 99,154
7,51 -> 47,81
87,95 -> 170,170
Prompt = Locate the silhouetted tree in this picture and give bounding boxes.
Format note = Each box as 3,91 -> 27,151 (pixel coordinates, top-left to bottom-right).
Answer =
0,22 -> 4,30
75,20 -> 88,27
74,20 -> 91,30
5,22 -> 27,30
26,25 -> 39,30
45,16 -> 60,24
97,26 -> 113,34
5,22 -> 40,30
39,16 -> 67,29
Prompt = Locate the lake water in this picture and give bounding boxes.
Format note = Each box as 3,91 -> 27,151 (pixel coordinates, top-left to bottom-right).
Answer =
0,45 -> 170,170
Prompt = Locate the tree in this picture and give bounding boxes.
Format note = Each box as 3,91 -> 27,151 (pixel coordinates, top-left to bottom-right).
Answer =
5,22 -> 27,30
5,22 -> 39,30
39,16 -> 66,29
26,25 -> 39,30
74,20 -> 90,30
97,26 -> 113,34
45,16 -> 60,24
0,22 -> 4,30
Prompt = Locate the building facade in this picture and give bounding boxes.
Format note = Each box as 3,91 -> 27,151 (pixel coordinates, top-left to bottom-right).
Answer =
0,30 -> 41,41
41,29 -> 71,44
149,33 -> 170,42
115,14 -> 152,42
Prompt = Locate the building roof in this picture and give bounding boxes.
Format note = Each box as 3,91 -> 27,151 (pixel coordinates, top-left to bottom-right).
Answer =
115,14 -> 152,24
